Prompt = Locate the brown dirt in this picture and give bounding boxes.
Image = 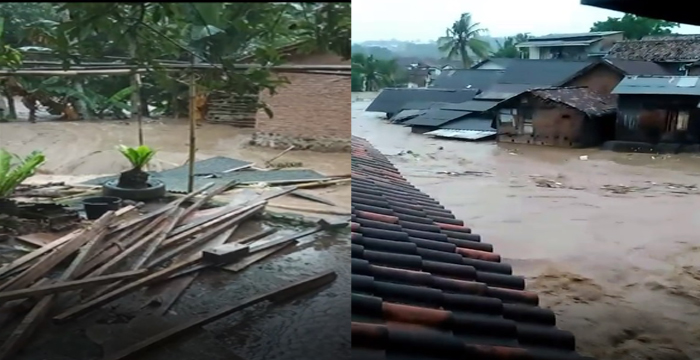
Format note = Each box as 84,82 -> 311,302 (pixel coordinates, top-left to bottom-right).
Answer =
353,92 -> 700,359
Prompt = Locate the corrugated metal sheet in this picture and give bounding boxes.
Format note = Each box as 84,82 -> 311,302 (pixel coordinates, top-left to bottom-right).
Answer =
441,100 -> 500,112
612,75 -> 700,95
439,117 -> 495,131
475,83 -> 536,101
365,88 -> 478,114
389,109 -> 425,123
425,129 -> 497,140
402,109 -> 471,127
516,39 -> 600,47
429,69 -> 504,91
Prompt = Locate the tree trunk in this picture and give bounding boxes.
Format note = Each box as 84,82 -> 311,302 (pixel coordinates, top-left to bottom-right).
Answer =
72,80 -> 90,119
3,91 -> 16,119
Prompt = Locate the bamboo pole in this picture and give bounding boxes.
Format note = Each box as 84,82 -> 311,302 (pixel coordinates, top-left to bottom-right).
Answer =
187,56 -> 197,193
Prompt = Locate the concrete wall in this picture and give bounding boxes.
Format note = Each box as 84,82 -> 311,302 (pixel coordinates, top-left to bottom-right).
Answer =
252,52 -> 350,152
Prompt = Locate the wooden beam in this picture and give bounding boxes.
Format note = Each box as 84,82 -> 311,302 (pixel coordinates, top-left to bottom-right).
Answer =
0,229 -> 82,280
101,270 -> 337,360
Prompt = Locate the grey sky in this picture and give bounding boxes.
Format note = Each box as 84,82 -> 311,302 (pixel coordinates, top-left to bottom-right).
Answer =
352,0 -> 700,42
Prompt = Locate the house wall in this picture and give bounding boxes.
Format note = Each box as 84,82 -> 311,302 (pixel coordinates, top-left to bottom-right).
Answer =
536,46 -> 589,60
615,94 -> 700,144
564,64 -> 623,95
528,47 -> 540,60
497,96 -> 600,147
252,52 -> 350,152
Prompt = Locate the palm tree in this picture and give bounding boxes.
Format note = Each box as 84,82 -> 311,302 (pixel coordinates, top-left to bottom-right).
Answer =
351,53 -> 399,91
438,13 -> 490,68
493,33 -> 531,58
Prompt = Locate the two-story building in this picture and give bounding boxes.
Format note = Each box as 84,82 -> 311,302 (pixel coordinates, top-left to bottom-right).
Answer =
515,31 -> 624,60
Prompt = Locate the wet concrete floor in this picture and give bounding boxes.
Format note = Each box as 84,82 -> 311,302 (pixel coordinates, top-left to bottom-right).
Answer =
353,92 -> 700,359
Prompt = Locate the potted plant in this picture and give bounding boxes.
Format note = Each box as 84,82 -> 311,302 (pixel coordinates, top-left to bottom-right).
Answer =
102,144 -> 166,201
0,149 -> 45,216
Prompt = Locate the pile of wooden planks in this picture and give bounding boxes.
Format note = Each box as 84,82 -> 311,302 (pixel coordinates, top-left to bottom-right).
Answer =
0,180 -> 344,360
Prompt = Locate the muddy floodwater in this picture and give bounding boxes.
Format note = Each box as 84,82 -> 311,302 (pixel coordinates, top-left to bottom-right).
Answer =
353,92 -> 700,359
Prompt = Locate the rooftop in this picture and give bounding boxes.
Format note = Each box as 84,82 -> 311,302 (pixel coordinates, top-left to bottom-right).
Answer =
350,136 -> 594,360
612,75 -> 700,96
606,39 -> 700,62
429,69 -> 505,91
497,59 -> 593,85
524,87 -> 617,117
365,88 -> 478,114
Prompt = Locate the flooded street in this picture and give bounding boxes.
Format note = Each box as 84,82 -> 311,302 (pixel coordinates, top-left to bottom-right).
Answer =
353,93 -> 700,359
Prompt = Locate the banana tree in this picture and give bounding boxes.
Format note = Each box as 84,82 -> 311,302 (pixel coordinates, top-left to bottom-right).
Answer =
0,149 -> 45,215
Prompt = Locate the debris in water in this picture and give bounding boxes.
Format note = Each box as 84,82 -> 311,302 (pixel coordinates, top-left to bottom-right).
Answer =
436,170 -> 490,177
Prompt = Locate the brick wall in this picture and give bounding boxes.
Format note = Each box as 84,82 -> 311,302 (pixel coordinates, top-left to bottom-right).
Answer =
253,52 -> 350,151
564,64 -> 623,95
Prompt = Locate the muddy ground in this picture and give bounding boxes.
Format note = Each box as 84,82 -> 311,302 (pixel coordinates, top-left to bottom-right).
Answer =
353,93 -> 700,360
0,119 -> 350,360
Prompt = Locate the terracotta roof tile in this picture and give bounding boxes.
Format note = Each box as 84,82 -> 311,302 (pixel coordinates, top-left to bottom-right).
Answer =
529,87 -> 617,117
607,39 -> 700,62
350,136 -> 595,360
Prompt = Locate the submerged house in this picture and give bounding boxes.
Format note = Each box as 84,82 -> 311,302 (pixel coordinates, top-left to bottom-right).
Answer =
403,99 -> 499,139
494,87 -> 617,148
611,75 -> 700,146
515,31 -> 624,60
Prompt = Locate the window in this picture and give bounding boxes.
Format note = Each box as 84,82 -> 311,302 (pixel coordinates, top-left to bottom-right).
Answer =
677,111 -> 690,131
499,108 -> 516,125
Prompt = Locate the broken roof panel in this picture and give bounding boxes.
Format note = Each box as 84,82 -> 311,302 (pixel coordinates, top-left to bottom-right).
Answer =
389,109 -> 425,123
402,108 -> 471,127
606,39 -> 700,62
612,75 -> 700,96
350,136 -> 594,360
439,117 -> 495,131
429,69 -> 504,90
365,88 -> 478,114
526,87 -> 617,117
425,129 -> 496,141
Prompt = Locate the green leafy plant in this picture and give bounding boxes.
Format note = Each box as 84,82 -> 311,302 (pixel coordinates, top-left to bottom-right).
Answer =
116,145 -> 155,189
118,145 -> 156,170
0,149 -> 45,199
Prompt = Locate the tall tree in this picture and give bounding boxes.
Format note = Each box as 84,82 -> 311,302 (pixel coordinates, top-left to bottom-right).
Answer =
438,13 -> 490,68
351,53 -> 399,91
493,33 -> 530,58
590,14 -> 680,40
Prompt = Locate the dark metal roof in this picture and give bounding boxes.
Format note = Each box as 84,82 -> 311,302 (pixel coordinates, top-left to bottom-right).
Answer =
471,58 -> 519,70
350,136 -> 595,360
498,59 -> 594,85
603,59 -> 673,75
475,83 -> 537,101
389,109 -> 425,124
429,69 -> 504,90
402,108 -> 471,127
365,88 -> 479,114
606,39 -> 700,62
581,0 -> 700,26
441,100 -> 500,112
439,117 -> 495,131
612,75 -> 700,96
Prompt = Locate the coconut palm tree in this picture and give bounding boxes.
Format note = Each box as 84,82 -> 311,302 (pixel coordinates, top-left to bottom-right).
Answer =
438,13 -> 490,68
493,33 -> 531,58
351,53 -> 399,91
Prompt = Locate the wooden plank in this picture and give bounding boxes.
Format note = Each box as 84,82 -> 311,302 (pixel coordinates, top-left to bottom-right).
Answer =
101,270 -> 337,360
0,229 -> 82,280
222,242 -> 295,273
202,243 -> 249,264
15,231 -> 70,248
290,190 -> 337,206
0,213 -> 115,293
132,208 -> 184,269
0,270 -> 147,302
0,294 -> 54,359
177,179 -> 240,224
148,203 -> 264,268
54,257 -> 201,323
267,203 -> 350,216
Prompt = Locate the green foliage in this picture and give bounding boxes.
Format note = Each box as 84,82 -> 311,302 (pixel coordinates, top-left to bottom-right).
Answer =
438,13 -> 491,68
117,144 -> 156,169
351,53 -> 402,91
0,149 -> 45,199
492,33 -> 530,59
0,18 -> 21,68
590,14 -> 680,40
0,2 -> 58,47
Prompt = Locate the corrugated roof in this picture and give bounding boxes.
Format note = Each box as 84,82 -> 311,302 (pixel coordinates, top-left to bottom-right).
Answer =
425,129 -> 497,141
441,100 -> 500,112
429,69 -> 505,90
612,75 -> 700,96
475,84 -> 537,101
471,58 -> 519,70
498,59 -> 594,85
516,39 -> 600,48
402,108 -> 471,127
389,109 -> 426,124
606,39 -> 700,62
604,59 -> 673,75
365,88 -> 479,114
529,31 -> 622,41
350,136 -> 595,360
439,117 -> 495,131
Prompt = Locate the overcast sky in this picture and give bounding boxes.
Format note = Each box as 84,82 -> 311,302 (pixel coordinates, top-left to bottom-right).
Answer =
352,0 -> 700,42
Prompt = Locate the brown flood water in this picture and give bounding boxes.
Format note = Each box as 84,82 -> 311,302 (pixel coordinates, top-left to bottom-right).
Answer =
353,93 -> 700,359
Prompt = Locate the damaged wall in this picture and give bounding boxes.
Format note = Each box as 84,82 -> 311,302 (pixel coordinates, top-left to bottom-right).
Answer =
253,52 -> 351,152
